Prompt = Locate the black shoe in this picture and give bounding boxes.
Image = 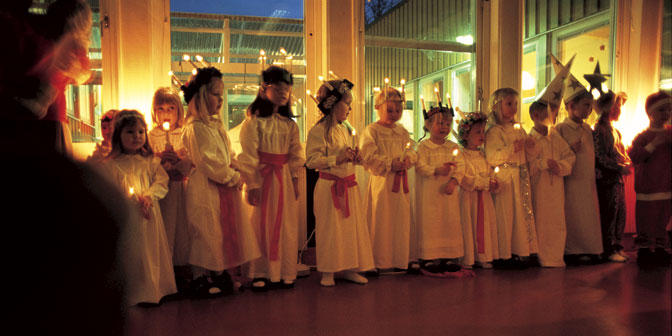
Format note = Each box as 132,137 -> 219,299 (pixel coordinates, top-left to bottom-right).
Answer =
212,271 -> 234,296
364,269 -> 380,278
637,248 -> 655,268
652,248 -> 672,266
270,280 -> 295,290
420,260 -> 443,274
190,275 -> 224,299
250,278 -> 270,292
440,260 -> 462,273
406,262 -> 422,275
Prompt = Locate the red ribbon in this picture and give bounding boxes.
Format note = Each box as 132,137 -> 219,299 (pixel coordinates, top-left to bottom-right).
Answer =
319,172 -> 357,218
217,185 -> 240,264
258,151 -> 289,261
476,190 -> 485,254
392,170 -> 409,193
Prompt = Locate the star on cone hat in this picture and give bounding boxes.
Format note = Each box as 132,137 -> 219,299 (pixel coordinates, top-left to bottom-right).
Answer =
537,54 -> 575,108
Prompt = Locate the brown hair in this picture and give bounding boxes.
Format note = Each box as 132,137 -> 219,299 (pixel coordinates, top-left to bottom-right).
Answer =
151,87 -> 185,127
107,110 -> 153,159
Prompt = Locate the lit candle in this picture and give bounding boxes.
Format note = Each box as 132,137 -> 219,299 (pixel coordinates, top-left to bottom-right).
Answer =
162,121 -> 171,146
168,71 -> 182,86
401,141 -> 411,160
420,95 -> 426,111
191,68 -> 197,75
400,79 -> 406,102
434,87 -> 441,104
319,76 -> 334,90
183,54 -> 198,69
352,129 -> 357,148
452,148 -> 459,162
307,90 -> 319,104
328,70 -> 340,79
477,99 -> 481,113
494,166 -> 500,179
384,77 -> 389,101
195,54 -> 209,68
128,187 -> 135,198
446,93 -> 452,108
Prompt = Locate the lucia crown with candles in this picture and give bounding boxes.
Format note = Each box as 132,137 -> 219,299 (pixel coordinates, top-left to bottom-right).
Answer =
308,72 -> 353,113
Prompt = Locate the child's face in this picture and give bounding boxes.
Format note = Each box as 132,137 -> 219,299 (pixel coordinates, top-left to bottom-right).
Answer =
378,100 -> 403,125
332,92 -> 352,123
648,104 -> 672,127
206,79 -> 224,116
496,95 -> 518,124
265,81 -> 292,107
466,123 -> 486,149
101,121 -> 113,143
154,103 -> 178,128
120,123 -> 146,154
531,107 -> 551,127
569,97 -> 593,121
429,114 -> 452,139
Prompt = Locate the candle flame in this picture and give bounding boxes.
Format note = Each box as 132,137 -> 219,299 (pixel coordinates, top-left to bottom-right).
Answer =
452,148 -> 459,156
373,87 -> 381,92
195,55 -> 203,62
514,123 -> 521,130
129,187 -> 135,195
384,77 -> 389,84
162,121 -> 170,131
168,70 -> 174,76
434,87 -> 439,93
494,166 -> 500,174
192,69 -> 197,75
279,47 -> 287,55
400,79 -> 406,85
446,93 -> 451,99
306,89 -> 311,95
352,129 -> 357,136
260,49 -> 265,56
405,142 -> 411,148
182,54 -> 190,61
318,75 -> 324,82
591,88 -> 601,100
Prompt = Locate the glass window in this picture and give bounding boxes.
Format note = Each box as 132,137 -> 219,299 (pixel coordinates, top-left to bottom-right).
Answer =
364,0 -> 476,141
521,43 -> 538,131
661,0 -> 672,92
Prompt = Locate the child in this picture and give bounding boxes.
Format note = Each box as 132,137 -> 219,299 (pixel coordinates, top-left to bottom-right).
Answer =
484,88 -> 538,269
528,101 -> 575,267
305,78 -> 374,286
414,106 -> 465,274
458,112 -> 500,269
553,77 -> 602,264
361,87 -> 416,272
238,66 -> 305,291
87,109 -> 117,163
103,109 -> 175,306
592,91 -> 631,263
147,87 -> 193,291
628,91 -> 672,267
181,67 -> 261,297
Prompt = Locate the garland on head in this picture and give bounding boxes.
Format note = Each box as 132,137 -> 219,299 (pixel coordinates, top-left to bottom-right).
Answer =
181,67 -> 223,104
317,79 -> 354,113
457,112 -> 488,147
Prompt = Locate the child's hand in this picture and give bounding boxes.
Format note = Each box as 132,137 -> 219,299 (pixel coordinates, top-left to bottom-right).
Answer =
402,157 -> 412,169
442,179 -> 458,195
235,176 -> 245,190
619,164 -> 632,176
514,139 -> 525,153
651,132 -> 672,147
161,148 -> 180,164
230,158 -> 240,171
391,158 -> 406,171
570,140 -> 581,153
435,162 -> 456,176
247,188 -> 261,206
351,147 -> 363,164
336,148 -> 351,164
162,161 -> 174,172
292,177 -> 300,200
547,159 -> 561,175
489,178 -> 499,191
137,195 -> 153,219
525,137 -> 536,151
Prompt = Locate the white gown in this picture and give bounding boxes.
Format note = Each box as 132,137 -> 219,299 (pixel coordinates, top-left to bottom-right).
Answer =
459,148 -> 499,266
238,113 -> 305,282
527,128 -> 576,267
181,118 -> 261,272
485,124 -> 538,258
361,122 -> 417,269
148,127 -> 192,266
553,118 -> 603,255
305,122 -> 375,273
103,154 -> 176,305
414,138 -> 465,260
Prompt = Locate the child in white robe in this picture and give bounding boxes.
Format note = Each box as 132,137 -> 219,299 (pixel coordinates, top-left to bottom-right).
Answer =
147,87 -> 193,291
553,78 -> 603,264
484,88 -> 538,269
457,112 -> 500,269
415,106 -> 465,275
180,68 -> 261,297
528,102 -> 575,267
305,78 -> 374,286
361,87 -> 417,272
87,109 -> 116,163
238,66 -> 305,291
103,110 -> 176,306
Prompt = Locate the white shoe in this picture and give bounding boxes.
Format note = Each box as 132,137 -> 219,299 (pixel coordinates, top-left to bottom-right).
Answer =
608,253 -> 627,263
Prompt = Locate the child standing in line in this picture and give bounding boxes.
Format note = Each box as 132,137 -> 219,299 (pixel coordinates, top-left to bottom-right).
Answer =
305,78 -> 374,287
181,68 -> 261,297
87,109 -> 117,163
528,102 -> 575,267
458,112 -> 500,269
592,91 -> 631,263
553,76 -> 602,264
147,87 -> 193,291
103,109 -> 175,306
484,88 -> 538,269
628,91 -> 672,267
238,66 -> 305,291
361,87 -> 416,273
414,106 -> 465,275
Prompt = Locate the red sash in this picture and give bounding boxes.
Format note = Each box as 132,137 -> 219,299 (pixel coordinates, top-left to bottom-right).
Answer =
476,190 -> 485,254
319,172 -> 357,218
217,185 -> 240,263
258,151 -> 289,261
392,170 -> 409,193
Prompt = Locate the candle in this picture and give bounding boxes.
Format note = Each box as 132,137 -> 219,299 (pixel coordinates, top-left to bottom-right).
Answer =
400,79 -> 406,102
446,93 -> 452,108
477,99 -> 481,113
307,90 -> 319,104
182,54 -> 198,69
452,148 -> 459,162
162,121 -> 171,146
434,87 -> 441,104
420,95 -> 426,111
384,77 -> 389,101
129,187 -> 134,196
494,166 -> 500,179
328,70 -> 339,79
195,54 -> 209,68
351,129 -> 357,148
401,141 -> 411,160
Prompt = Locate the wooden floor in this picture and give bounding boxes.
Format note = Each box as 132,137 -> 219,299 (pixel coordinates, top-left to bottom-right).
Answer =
124,253 -> 670,336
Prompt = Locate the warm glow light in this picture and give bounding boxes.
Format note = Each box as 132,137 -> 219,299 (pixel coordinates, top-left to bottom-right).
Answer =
306,89 -> 311,95
318,75 -> 324,82
601,82 -> 609,93
591,88 -> 601,100
182,54 -> 190,61
514,123 -> 521,130
260,49 -> 265,56
352,129 -> 357,136
384,78 -> 389,84
452,149 -> 459,156
434,87 -> 439,93
494,166 -> 500,174
456,34 -> 474,45
405,142 -> 411,149
400,79 -> 406,85
192,69 -> 197,75
614,106 -> 650,148
279,47 -> 287,55
168,70 -> 173,76
129,187 -> 135,195
660,79 -> 672,90
373,87 -> 381,92
522,71 -> 536,90
162,121 -> 170,131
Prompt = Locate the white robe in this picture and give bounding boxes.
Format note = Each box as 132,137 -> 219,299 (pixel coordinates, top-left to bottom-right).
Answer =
103,154 -> 176,305
238,113 -> 305,282
361,122 -> 417,269
181,118 -> 261,272
305,122 -> 375,273
553,118 -> 603,255
148,127 -> 192,266
528,128 -> 576,267
414,138 -> 465,260
459,148 -> 499,266
485,124 -> 538,258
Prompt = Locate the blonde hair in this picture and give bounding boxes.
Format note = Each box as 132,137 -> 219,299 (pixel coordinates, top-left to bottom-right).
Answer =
420,108 -> 452,141
374,87 -> 403,110
151,87 -> 185,127
488,88 -> 519,125
185,77 -> 224,126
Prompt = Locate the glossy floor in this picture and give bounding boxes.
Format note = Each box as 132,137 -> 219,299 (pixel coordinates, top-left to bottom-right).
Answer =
124,255 -> 671,336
